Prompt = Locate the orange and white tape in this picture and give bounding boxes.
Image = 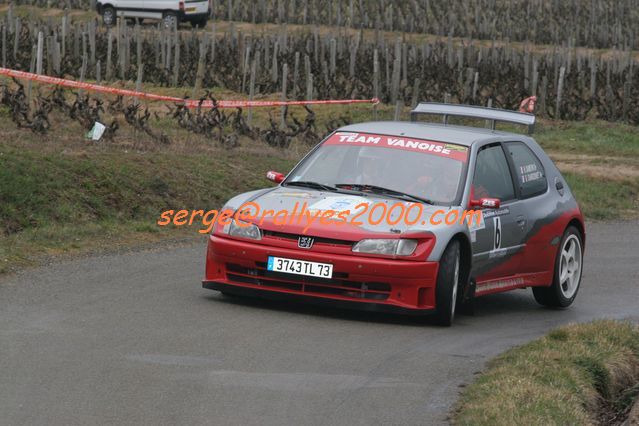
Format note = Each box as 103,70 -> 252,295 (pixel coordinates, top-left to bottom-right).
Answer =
0,67 -> 380,109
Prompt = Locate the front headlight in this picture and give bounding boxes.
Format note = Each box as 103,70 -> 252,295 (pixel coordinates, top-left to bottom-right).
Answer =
222,219 -> 262,240
352,239 -> 418,256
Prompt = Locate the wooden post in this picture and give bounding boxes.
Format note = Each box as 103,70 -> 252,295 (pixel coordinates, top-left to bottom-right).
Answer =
36,31 -> 44,75
61,15 -> 66,58
280,63 -> 288,129
240,42 -> 250,93
172,31 -> 181,86
135,23 -> 142,73
89,20 -> 96,66
247,55 -> 257,125
590,58 -> 597,99
106,30 -> 113,81
390,57 -> 400,104
271,42 -> 279,83
531,60 -> 539,96
394,100 -> 403,121
1,25 -> 6,68
329,38 -> 336,75
373,48 -> 380,97
79,54 -> 87,96
538,75 -> 548,116
13,18 -> 20,60
292,51 -> 300,98
305,54 -> 313,100
411,78 -> 420,108
52,39 -> 61,75
135,64 -> 143,94
27,44 -> 36,113
193,34 -> 208,97
472,72 -> 479,102
555,66 -> 565,119
373,49 -> 379,119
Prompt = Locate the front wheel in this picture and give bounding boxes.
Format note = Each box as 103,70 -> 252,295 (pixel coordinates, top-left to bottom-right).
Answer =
533,226 -> 583,307
162,12 -> 179,30
102,6 -> 116,26
433,240 -> 461,326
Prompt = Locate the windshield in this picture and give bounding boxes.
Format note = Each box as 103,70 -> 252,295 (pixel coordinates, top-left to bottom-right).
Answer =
285,132 -> 469,205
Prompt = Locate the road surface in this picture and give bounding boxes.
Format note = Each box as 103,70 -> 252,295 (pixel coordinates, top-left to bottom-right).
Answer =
1,221 -> 638,425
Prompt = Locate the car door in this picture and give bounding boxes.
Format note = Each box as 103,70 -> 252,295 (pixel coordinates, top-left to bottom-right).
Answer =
470,143 -> 527,282
119,0 -> 146,17
503,141 -> 550,275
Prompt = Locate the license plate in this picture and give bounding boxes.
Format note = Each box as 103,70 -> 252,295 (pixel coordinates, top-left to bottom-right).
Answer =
267,256 -> 333,279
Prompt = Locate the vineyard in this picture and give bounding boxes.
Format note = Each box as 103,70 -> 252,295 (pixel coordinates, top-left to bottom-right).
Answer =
10,0 -> 639,49
1,1 -> 639,146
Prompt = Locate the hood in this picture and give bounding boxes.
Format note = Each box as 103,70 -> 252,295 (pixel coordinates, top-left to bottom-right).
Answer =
224,186 -> 462,240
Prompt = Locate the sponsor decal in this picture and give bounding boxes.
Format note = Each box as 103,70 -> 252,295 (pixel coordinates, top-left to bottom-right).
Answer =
520,163 -> 543,183
483,207 -> 510,219
325,132 -> 469,162
308,196 -> 369,213
468,212 -> 485,231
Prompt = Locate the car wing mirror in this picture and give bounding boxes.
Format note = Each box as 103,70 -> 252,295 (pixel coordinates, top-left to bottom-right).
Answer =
266,171 -> 285,183
470,198 -> 501,209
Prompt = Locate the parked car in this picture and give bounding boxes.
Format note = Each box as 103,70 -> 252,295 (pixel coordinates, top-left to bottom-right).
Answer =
202,103 -> 585,326
96,0 -> 210,28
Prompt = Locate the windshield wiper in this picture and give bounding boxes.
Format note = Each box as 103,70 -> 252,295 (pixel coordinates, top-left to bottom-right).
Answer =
284,181 -> 338,192
335,183 -> 434,205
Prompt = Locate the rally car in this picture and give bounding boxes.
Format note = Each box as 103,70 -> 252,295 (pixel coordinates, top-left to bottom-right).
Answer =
203,103 -> 585,325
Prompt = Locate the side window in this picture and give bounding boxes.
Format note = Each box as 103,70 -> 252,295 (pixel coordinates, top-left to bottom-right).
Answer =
472,145 -> 515,201
505,142 -> 548,198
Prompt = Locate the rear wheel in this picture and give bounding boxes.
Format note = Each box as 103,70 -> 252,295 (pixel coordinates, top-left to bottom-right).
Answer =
433,240 -> 461,326
102,6 -> 116,26
162,11 -> 179,30
191,18 -> 208,28
533,226 -> 583,307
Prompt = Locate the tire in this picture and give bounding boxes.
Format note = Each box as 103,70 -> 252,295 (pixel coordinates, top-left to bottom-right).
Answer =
162,12 -> 179,30
102,6 -> 116,26
191,18 -> 208,28
533,226 -> 583,308
433,240 -> 462,326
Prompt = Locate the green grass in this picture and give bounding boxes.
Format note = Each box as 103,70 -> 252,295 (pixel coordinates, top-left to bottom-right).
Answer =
535,120 -> 639,157
564,173 -> 639,220
0,137 -> 297,273
454,320 -> 639,425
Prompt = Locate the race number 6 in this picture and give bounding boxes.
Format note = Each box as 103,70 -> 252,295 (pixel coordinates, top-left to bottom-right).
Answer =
493,216 -> 502,250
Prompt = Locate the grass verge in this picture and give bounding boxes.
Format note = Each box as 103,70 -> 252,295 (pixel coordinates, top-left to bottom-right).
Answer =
454,320 -> 639,425
0,128 -> 298,274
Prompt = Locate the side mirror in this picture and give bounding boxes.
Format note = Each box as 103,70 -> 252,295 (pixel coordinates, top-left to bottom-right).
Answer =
470,198 -> 501,209
266,171 -> 285,184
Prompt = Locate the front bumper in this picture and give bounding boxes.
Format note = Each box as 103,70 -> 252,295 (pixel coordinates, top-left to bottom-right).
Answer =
203,234 -> 440,314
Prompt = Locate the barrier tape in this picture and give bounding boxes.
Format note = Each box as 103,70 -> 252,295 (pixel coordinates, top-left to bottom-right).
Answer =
0,67 -> 380,109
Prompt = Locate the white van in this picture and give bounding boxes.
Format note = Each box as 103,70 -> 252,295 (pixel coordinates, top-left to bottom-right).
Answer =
96,0 -> 210,28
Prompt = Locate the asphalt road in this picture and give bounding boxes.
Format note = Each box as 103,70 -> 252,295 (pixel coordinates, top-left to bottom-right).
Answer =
1,221 -> 638,426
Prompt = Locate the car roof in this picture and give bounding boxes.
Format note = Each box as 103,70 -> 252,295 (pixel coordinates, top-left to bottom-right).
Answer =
336,121 -> 529,147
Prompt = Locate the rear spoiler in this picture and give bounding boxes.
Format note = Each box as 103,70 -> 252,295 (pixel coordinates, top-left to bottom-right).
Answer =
410,102 -> 536,134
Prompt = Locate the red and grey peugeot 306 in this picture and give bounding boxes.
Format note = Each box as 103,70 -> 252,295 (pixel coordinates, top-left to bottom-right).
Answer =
203,103 -> 585,325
